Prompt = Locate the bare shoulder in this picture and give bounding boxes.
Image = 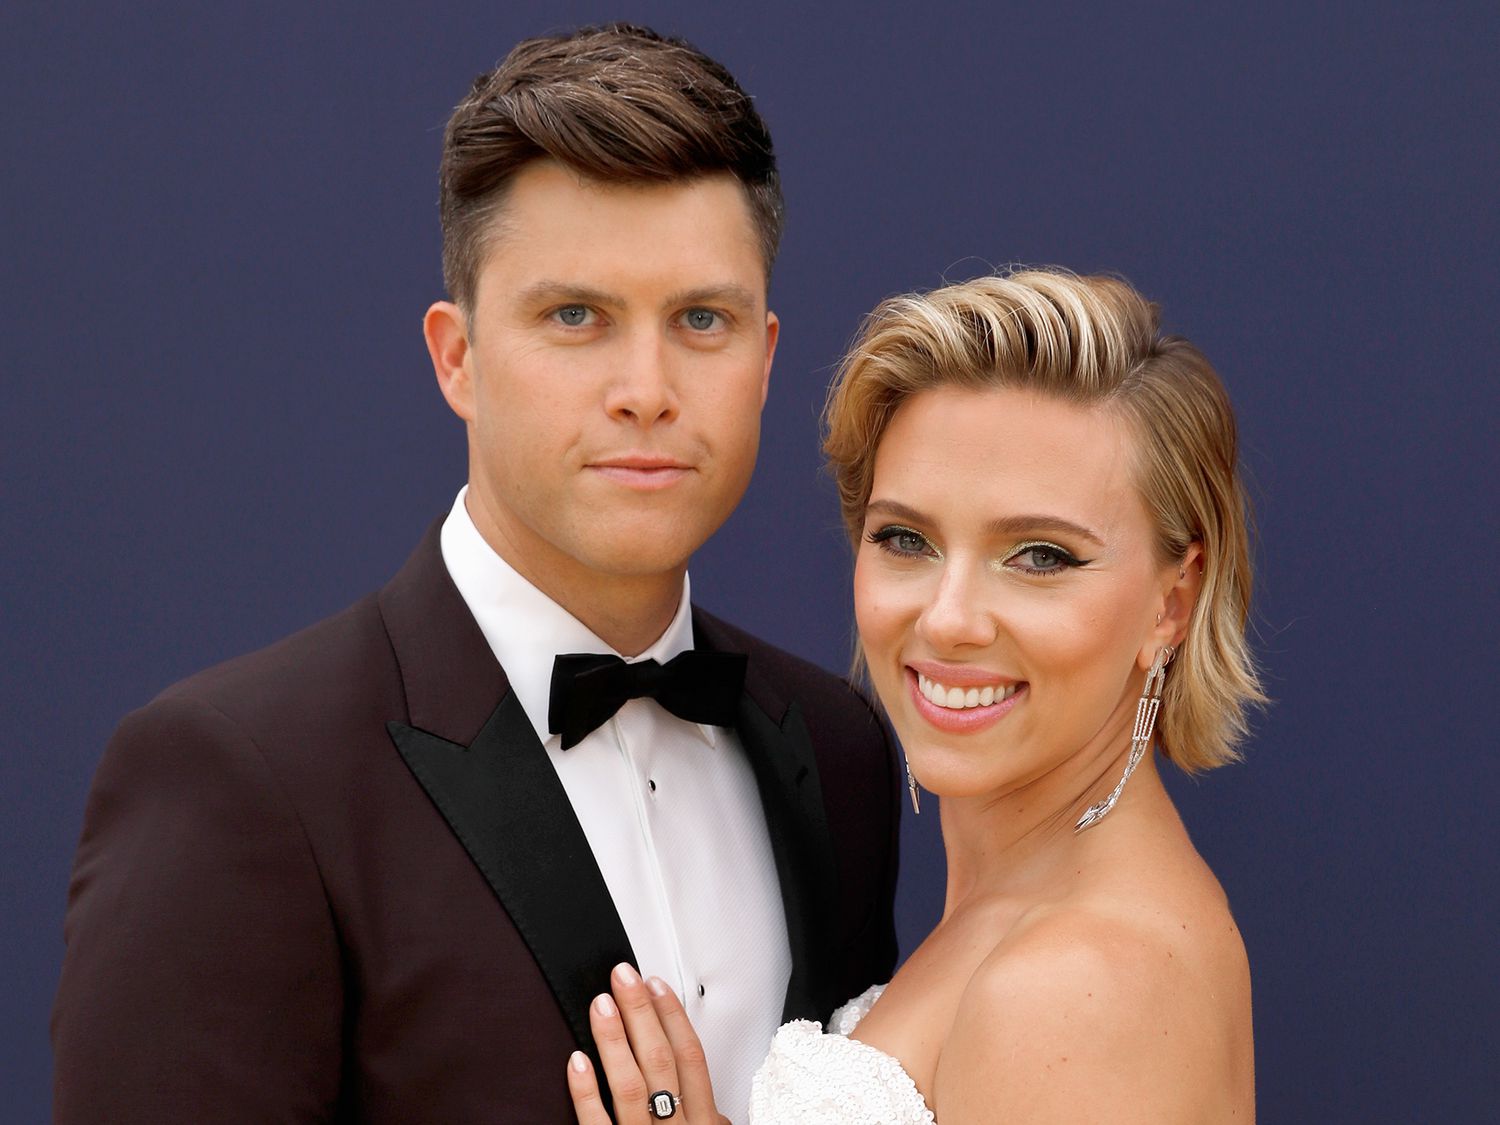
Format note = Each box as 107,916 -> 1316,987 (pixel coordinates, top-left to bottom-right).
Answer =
932,896 -> 1253,1123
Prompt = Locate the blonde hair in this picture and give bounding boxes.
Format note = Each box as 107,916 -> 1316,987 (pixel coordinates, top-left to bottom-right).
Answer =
824,268 -> 1265,772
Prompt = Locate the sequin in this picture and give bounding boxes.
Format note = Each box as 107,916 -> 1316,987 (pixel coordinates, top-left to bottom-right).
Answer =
747,985 -> 937,1123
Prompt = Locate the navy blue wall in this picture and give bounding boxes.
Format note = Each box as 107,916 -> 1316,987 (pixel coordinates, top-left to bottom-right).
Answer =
5,2 -> 1496,1120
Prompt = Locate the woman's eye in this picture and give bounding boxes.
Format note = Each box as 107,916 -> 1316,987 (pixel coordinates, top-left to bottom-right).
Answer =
866,525 -> 935,557
1005,542 -> 1085,574
680,308 -> 721,331
553,305 -> 593,327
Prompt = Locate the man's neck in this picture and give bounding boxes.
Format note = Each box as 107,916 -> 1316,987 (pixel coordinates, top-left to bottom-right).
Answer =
555,578 -> 684,657
464,494 -> 685,657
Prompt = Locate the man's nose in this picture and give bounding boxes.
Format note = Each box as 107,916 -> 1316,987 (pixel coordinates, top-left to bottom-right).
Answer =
605,329 -> 678,426
915,564 -> 998,652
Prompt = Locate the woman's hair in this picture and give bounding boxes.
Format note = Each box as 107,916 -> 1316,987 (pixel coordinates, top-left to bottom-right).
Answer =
824,268 -> 1265,771
439,23 -> 782,314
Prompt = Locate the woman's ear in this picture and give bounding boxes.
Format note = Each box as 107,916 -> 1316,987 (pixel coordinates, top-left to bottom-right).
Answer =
424,301 -> 476,423
1141,542 -> 1203,668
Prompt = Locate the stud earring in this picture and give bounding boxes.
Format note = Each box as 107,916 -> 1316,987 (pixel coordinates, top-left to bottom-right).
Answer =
906,759 -> 921,815
1075,645 -> 1175,833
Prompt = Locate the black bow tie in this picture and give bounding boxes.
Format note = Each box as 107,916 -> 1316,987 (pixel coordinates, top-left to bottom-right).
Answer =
548,651 -> 748,750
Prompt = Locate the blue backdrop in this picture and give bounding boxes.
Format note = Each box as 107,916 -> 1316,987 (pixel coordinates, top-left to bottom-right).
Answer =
4,2 -> 1497,1121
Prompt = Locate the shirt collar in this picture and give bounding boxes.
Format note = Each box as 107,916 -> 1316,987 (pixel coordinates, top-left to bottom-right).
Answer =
438,487 -> 715,748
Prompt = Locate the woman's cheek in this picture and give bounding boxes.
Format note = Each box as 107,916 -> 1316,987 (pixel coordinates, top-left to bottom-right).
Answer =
854,564 -> 904,642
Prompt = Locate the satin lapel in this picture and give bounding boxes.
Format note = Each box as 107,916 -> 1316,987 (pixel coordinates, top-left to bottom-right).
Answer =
377,521 -> 633,1065
388,693 -> 634,1060
735,694 -> 840,1023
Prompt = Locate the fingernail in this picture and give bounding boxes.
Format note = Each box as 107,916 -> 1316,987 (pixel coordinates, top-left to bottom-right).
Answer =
613,962 -> 639,986
594,993 -> 616,1017
646,976 -> 669,997
569,1050 -> 588,1073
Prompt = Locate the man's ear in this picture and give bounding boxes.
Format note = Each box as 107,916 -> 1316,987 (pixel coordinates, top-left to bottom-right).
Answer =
760,309 -> 779,408
424,301 -> 476,422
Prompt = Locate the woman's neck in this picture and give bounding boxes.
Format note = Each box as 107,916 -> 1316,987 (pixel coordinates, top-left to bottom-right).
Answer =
936,741 -> 1171,918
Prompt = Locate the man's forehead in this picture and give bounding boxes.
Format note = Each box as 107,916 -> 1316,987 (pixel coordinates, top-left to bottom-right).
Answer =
480,161 -> 763,249
471,163 -> 769,302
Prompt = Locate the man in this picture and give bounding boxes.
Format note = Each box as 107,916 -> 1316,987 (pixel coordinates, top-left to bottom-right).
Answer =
52,23 -> 900,1123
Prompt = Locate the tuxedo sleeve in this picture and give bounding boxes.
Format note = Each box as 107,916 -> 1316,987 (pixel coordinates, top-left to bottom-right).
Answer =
53,694 -> 343,1122
849,711 -> 902,989
816,689 -> 902,1010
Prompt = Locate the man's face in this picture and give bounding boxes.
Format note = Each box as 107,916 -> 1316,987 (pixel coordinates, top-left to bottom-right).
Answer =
431,160 -> 778,598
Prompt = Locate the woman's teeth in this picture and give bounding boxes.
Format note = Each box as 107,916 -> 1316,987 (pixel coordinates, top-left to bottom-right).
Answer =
916,673 -> 1020,710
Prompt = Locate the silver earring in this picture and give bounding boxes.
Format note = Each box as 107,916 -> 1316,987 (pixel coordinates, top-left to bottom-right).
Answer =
905,760 -> 921,815
1075,645 -> 1174,833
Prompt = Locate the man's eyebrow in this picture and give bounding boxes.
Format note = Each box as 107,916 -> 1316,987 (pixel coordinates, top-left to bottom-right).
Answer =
661,284 -> 760,311
515,281 -> 624,307
514,281 -> 760,312
865,499 -> 1104,547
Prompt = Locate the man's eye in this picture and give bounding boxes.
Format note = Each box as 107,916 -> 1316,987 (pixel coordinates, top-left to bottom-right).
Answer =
680,308 -> 720,331
554,305 -> 592,327
865,525 -> 935,557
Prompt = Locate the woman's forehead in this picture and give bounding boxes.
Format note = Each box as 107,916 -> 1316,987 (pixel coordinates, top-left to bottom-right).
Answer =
877,387 -> 1136,485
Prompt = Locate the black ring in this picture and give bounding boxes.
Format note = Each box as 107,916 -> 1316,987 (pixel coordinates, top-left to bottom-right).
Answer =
648,1089 -> 680,1119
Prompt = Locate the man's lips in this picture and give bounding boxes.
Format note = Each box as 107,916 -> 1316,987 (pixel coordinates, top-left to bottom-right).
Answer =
587,455 -> 694,490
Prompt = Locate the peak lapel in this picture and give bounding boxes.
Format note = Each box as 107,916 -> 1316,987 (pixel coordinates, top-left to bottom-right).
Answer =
388,698 -> 633,1060
693,607 -> 841,1021
734,694 -> 839,1021
379,522 -> 633,1062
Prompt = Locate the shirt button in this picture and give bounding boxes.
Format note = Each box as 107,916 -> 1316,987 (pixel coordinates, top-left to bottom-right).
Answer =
697,984 -> 706,997
648,778 -> 657,793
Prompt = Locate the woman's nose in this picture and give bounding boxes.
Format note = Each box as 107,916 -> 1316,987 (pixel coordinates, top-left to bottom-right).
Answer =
915,565 -> 997,651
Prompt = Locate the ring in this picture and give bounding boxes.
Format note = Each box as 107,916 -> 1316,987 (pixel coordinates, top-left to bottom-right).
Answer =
648,1090 -> 681,1119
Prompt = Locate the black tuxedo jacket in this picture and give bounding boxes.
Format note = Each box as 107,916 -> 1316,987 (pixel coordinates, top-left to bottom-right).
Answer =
53,523 -> 901,1122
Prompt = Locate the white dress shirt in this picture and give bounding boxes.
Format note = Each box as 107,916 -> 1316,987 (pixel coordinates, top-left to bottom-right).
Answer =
440,488 -> 790,1117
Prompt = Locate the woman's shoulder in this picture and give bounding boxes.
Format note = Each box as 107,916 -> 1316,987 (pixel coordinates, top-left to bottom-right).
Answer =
933,891 -> 1252,1120
967,892 -> 1237,1017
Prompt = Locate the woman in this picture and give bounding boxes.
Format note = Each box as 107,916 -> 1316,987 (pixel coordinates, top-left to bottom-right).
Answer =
566,268 -> 1263,1122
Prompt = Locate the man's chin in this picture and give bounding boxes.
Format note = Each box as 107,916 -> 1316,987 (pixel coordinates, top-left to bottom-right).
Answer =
568,507 -> 730,577
575,541 -> 701,580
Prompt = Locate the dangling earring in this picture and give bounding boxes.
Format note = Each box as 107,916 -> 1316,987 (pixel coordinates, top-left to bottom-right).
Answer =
906,759 -> 921,815
1075,645 -> 1174,833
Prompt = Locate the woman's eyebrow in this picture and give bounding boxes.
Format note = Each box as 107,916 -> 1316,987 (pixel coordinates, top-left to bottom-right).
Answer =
865,499 -> 928,523
866,499 -> 1102,547
984,514 -> 1104,547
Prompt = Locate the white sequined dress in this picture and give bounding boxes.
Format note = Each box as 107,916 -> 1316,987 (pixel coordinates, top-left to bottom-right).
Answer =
747,984 -> 936,1123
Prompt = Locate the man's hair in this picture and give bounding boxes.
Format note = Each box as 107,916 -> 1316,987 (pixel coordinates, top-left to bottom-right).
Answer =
439,23 -> 783,312
824,268 -> 1267,773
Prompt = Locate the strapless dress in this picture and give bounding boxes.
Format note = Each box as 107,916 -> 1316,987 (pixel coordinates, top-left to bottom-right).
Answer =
747,984 -> 936,1123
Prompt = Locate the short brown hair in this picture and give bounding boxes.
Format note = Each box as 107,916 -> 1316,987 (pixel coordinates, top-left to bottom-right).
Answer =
824,269 -> 1266,772
439,23 -> 783,312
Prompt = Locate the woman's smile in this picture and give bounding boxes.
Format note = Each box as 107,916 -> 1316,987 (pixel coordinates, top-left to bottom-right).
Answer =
906,661 -> 1028,733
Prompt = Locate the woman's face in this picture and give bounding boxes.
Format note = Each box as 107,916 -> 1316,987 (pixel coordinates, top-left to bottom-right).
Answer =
854,385 -> 1184,804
